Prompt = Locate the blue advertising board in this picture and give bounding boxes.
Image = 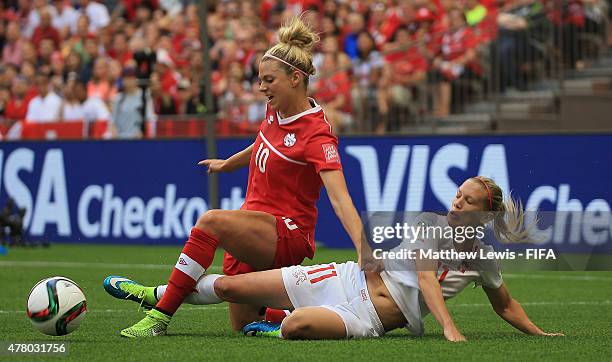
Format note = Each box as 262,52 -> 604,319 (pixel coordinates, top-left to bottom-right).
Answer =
1,134 -> 611,251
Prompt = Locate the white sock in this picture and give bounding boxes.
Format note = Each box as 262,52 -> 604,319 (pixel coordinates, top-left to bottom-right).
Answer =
278,318 -> 287,339
155,285 -> 166,301
156,274 -> 223,305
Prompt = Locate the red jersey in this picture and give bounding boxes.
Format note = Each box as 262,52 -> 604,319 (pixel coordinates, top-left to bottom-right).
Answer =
241,99 -> 342,241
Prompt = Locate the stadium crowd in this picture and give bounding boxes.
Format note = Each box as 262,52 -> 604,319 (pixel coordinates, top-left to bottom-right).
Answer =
0,0 -> 609,138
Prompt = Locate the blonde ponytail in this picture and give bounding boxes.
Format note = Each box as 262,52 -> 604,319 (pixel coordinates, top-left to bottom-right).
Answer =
472,176 -> 536,243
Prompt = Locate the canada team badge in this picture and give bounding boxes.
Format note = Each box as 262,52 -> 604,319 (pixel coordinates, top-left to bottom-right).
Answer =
284,133 -> 296,147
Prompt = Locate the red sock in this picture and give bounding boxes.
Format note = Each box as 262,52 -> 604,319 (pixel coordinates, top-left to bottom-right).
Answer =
265,308 -> 290,324
156,228 -> 219,315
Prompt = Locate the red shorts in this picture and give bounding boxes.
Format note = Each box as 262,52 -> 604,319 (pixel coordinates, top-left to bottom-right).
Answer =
222,216 -> 315,276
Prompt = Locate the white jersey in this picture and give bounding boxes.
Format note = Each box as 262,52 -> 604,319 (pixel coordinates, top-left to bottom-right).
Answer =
380,213 -> 503,321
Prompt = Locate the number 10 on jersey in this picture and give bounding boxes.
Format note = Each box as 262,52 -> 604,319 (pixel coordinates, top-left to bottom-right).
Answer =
255,143 -> 269,173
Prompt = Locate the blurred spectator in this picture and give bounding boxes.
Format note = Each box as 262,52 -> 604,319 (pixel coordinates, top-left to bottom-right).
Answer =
50,51 -> 65,79
26,72 -> 62,122
63,51 -> 84,82
75,78 -> 111,123
111,66 -> 155,138
2,21 -> 23,66
343,12 -> 366,60
150,71 -> 177,115
63,15 -> 90,60
19,61 -> 37,86
379,26 -> 427,131
38,39 -> 57,66
87,57 -> 117,103
51,0 -> 80,38
218,60 -> 256,132
351,31 -> 384,132
312,35 -> 351,84
0,86 -> 10,119
61,75 -> 86,121
24,0 -> 56,39
154,49 -> 179,93
430,8 -> 480,116
176,78 -> 205,115
496,0 -> 545,91
80,0 -> 111,33
0,64 -> 18,90
108,32 -> 134,67
32,8 -> 61,51
4,76 -> 33,124
315,52 -> 352,133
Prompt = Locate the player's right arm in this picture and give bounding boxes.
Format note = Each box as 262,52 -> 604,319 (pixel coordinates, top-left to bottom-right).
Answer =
483,282 -> 565,336
416,258 -> 466,342
198,142 -> 255,173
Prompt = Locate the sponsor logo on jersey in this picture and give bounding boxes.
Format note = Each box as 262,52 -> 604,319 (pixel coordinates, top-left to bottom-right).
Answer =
284,133 -> 296,147
267,115 -> 274,124
178,258 -> 188,266
322,143 -> 340,163
360,288 -> 369,301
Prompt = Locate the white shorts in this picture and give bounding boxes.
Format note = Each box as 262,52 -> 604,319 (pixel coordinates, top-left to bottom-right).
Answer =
281,261 -> 385,339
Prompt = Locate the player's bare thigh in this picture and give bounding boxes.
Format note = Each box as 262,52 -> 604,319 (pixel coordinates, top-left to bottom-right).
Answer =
214,269 -> 292,309
195,209 -> 278,270
281,307 -> 347,340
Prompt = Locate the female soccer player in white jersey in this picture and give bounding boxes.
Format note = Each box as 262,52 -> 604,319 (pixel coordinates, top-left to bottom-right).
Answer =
105,177 -> 564,341
112,16 -> 374,338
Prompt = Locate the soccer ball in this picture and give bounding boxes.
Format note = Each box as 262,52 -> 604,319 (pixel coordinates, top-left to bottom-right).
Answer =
27,277 -> 87,336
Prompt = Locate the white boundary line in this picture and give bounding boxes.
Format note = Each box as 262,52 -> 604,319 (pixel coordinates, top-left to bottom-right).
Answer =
0,306 -> 229,315
1,261 -> 610,281
503,274 -> 612,281
451,300 -> 612,308
2,300 -> 610,315
0,260 -> 222,273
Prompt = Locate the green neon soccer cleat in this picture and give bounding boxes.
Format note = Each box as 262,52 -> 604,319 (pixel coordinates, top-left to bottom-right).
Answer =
120,309 -> 171,338
103,276 -> 157,309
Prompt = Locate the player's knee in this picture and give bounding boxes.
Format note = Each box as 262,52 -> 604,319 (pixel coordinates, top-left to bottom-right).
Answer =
195,210 -> 225,237
213,277 -> 232,301
213,276 -> 236,302
280,310 -> 311,340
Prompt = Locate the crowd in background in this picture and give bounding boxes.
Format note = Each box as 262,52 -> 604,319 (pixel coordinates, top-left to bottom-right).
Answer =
0,0 -> 609,138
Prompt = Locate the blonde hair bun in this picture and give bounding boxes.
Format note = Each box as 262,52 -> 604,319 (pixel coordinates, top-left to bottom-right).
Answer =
277,17 -> 319,54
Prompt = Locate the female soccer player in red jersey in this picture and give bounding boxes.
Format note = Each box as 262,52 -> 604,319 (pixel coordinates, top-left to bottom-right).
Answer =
106,177 -> 564,340
116,17 -> 372,338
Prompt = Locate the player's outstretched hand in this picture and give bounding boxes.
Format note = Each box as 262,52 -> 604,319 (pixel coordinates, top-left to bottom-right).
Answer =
444,326 -> 467,342
198,159 -> 227,173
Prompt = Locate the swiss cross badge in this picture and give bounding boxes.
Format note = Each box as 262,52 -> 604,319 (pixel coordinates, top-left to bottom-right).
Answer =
284,133 -> 296,147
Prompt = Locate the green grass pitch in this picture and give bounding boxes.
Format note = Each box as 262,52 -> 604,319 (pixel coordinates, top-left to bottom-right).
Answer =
1,244 -> 611,361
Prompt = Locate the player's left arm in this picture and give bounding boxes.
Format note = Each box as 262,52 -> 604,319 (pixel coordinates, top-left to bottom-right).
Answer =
320,170 -> 374,266
483,282 -> 565,336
